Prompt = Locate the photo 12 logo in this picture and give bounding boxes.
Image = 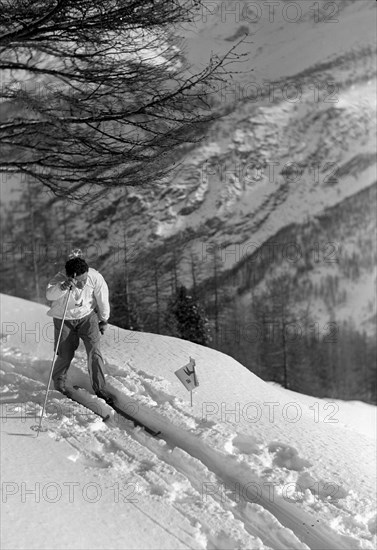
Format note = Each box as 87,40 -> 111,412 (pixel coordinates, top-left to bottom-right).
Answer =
213,80 -> 339,106
194,1 -> 340,24
202,479 -> 342,504
1,481 -> 139,504
200,160 -> 340,188
202,400 -> 340,424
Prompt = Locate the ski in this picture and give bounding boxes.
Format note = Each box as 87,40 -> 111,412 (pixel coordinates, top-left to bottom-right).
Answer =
106,397 -> 162,437
71,386 -> 162,437
61,385 -> 115,424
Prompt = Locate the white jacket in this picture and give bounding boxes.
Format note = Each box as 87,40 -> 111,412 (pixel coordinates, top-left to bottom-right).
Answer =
46,267 -> 110,321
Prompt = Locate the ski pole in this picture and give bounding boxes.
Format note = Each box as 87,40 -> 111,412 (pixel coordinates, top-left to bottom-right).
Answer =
33,286 -> 72,435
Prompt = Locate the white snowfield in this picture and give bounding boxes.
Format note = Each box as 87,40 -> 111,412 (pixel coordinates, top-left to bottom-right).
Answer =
0,294 -> 376,550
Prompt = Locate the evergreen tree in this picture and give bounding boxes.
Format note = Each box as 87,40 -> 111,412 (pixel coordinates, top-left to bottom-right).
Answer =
110,271 -> 143,331
165,285 -> 210,345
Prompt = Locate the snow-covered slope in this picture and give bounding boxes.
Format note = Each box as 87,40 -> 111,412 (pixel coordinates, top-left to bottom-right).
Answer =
1,294 -> 376,549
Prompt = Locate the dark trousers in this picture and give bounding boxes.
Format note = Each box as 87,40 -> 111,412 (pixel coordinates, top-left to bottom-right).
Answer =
52,311 -> 107,395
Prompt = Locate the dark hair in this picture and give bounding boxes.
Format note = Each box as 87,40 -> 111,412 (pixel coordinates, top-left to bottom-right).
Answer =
65,257 -> 89,277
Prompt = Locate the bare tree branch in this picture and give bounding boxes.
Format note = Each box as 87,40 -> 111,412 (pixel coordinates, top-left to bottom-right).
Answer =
0,0 -> 248,198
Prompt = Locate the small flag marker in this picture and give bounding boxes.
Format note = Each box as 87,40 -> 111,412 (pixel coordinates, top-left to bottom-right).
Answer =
174,357 -> 199,406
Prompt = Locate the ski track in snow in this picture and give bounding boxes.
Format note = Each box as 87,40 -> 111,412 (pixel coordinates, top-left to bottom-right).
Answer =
1,343 -> 375,550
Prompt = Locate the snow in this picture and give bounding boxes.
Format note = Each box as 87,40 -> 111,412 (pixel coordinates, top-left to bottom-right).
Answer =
1,293 -> 376,550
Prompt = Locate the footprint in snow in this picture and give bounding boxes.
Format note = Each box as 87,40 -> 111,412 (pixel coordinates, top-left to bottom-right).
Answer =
232,433 -> 263,455
297,471 -> 348,501
268,442 -> 312,471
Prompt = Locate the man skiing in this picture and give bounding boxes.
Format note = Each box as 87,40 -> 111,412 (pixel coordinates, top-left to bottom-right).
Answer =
46,250 -> 111,401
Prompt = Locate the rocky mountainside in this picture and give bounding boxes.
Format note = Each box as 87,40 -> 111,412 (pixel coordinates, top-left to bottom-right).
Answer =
83,3 -> 376,308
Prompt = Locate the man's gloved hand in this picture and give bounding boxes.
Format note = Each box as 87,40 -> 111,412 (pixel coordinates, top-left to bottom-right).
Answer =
99,321 -> 108,335
60,278 -> 73,291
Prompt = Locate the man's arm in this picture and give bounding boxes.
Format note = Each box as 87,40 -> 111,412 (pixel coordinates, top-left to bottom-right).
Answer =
94,273 -> 110,322
46,272 -> 68,301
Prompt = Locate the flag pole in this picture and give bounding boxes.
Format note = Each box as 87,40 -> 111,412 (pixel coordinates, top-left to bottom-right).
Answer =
190,359 -> 197,407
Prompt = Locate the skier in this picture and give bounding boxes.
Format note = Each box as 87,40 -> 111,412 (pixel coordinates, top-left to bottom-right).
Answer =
46,250 -> 111,401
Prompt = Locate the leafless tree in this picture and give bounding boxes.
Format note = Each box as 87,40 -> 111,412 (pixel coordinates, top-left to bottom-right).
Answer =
0,0 -> 244,199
